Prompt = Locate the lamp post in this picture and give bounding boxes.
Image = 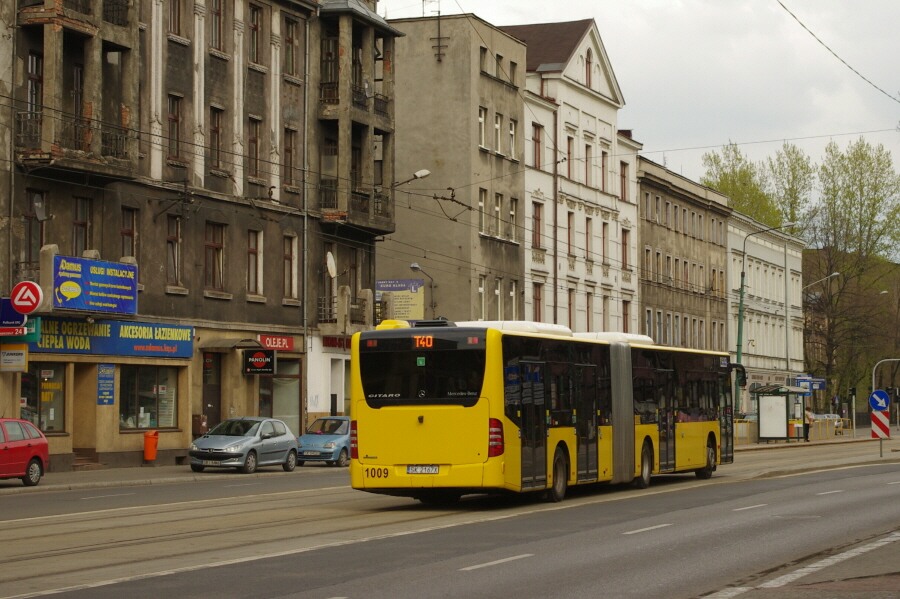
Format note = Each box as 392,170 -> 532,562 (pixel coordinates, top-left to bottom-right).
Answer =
410,262 -> 436,319
394,169 -> 431,187
802,272 -> 840,293
736,221 -> 796,412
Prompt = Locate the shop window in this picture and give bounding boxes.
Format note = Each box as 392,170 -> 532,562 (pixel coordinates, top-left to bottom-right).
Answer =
21,364 -> 66,432
120,365 -> 178,429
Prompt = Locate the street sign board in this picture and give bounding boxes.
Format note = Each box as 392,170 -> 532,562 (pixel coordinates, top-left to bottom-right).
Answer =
871,410 -> 890,439
0,327 -> 27,336
10,281 -> 43,315
869,389 -> 890,412
0,299 -> 27,326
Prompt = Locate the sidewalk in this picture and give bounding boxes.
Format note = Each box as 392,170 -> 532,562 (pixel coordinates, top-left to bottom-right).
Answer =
3,434 -> 898,495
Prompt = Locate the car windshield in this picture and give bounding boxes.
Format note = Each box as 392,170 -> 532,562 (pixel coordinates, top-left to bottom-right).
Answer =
208,420 -> 261,437
306,418 -> 348,435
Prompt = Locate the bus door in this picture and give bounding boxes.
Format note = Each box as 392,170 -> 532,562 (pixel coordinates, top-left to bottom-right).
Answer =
519,361 -> 547,490
658,385 -> 675,470
576,364 -> 598,481
719,375 -> 734,463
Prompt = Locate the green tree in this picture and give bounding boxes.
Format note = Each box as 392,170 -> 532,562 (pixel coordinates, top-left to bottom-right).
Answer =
701,142 -> 781,226
804,138 -> 900,401
763,142 -> 815,234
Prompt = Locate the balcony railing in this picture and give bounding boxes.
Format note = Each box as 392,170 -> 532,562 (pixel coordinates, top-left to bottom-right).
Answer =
351,85 -> 368,109
103,0 -> 129,25
58,117 -> 92,152
15,112 -> 42,148
373,93 -> 389,117
320,178 -> 338,209
320,82 -> 339,104
16,108 -> 133,160
101,123 -> 129,158
373,191 -> 392,218
350,190 -> 369,215
318,296 -> 337,323
350,296 -> 368,325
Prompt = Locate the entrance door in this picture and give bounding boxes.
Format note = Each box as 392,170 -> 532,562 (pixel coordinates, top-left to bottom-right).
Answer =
575,364 -> 598,481
202,353 -> 222,428
519,361 -> 547,490
658,396 -> 675,470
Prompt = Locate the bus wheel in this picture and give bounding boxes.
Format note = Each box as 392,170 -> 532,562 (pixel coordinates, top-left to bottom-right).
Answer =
548,448 -> 568,502
634,442 -> 652,489
695,439 -> 716,480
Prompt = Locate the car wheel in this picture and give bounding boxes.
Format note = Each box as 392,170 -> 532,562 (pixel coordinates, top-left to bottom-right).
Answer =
21,458 -> 42,487
336,448 -> 349,467
242,450 -> 258,474
190,464 -> 205,473
283,450 -> 297,472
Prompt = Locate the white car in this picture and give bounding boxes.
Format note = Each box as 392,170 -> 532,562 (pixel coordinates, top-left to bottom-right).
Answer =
817,413 -> 843,434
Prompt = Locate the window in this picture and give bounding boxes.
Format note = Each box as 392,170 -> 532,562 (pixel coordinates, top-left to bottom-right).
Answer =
283,17 -> 299,76
478,188 -> 487,234
120,365 -> 178,429
643,248 -> 651,280
508,197 -> 518,241
168,0 -> 181,35
494,113 -> 502,151
508,119 -> 517,157
602,221 -> 609,263
568,288 -> 575,329
533,283 -> 543,322
585,217 -> 593,258
532,202 -> 543,248
495,53 -> 503,77
567,136 -> 574,178
204,222 -> 225,290
21,364 -> 65,432
24,191 -> 45,265
167,95 -> 182,159
665,201 -> 671,227
209,0 -> 223,50
479,47 -> 488,72
666,255 -> 672,284
248,4 -> 262,64
247,117 -> 261,178
532,124 -> 542,169
494,193 -> 502,236
478,275 -> 486,320
73,197 -> 91,256
248,229 -> 262,295
645,308 -> 652,336
166,215 -> 181,285
209,107 -> 223,168
585,48 -> 593,88
283,128 -> 296,185
508,280 -> 518,320
656,310 -> 663,342
27,52 -> 43,112
643,192 -> 651,220
621,228 -> 630,270
665,313 -> 672,345
585,144 -> 592,186
478,107 -> 487,147
121,207 -> 137,260
602,294 -> 610,330
283,235 -> 297,298
509,61 -> 517,85
674,204 -> 680,232
622,300 -> 630,333
601,150 -> 608,192
495,278 -> 503,320
586,292 -> 593,331
567,212 -> 575,254
674,315 -> 681,346
619,161 -> 628,202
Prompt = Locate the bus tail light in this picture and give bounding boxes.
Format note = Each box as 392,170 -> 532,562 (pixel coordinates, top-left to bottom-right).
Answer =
488,418 -> 504,457
350,420 -> 358,460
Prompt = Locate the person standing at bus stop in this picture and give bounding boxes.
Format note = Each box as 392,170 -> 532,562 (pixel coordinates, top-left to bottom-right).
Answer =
804,406 -> 815,442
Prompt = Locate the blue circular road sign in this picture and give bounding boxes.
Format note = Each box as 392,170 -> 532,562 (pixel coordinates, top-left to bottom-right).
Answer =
869,389 -> 891,411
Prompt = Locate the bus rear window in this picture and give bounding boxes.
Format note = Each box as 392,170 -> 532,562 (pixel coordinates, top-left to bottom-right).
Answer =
358,332 -> 486,408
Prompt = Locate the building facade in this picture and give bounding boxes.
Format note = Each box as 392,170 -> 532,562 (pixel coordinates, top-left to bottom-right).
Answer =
500,19 -> 640,333
1,0 -> 400,469
636,156 -> 731,350
729,213 -> 805,414
378,14 -> 526,323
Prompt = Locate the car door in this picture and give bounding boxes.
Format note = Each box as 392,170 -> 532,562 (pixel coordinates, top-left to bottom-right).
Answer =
2,421 -> 29,476
0,423 -> 11,477
271,420 -> 293,460
258,420 -> 279,464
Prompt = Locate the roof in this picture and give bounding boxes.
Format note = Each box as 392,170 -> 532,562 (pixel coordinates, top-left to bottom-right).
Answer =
320,0 -> 404,37
750,385 -> 809,395
499,19 -> 594,72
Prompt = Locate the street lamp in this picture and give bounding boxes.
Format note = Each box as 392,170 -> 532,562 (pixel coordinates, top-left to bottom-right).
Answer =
736,221 -> 796,411
394,169 -> 431,187
410,262 -> 436,319
802,271 -> 840,293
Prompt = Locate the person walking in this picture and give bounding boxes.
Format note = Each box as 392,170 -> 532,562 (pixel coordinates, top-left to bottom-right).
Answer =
804,406 -> 815,442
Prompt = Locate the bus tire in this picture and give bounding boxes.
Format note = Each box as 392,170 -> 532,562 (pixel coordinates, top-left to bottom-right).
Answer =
547,448 -> 568,502
695,438 -> 716,480
634,441 -> 652,489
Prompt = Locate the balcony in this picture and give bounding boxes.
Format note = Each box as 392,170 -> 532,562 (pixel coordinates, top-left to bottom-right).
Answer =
318,288 -> 374,336
103,0 -> 129,25
351,85 -> 367,110
320,82 -> 339,105
373,94 -> 390,117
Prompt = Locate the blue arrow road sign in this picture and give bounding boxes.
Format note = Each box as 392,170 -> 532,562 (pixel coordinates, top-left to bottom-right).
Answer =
869,389 -> 891,411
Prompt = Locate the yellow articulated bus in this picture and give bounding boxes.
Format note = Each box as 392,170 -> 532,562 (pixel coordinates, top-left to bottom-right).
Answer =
349,319 -> 736,504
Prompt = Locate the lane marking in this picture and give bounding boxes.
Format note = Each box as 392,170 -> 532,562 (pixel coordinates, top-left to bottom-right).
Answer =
80,493 -> 137,500
815,490 -> 844,496
623,523 -> 672,535
887,481 -> 900,485
704,587 -> 754,598
758,531 -> 900,588
459,554 -> 533,571
223,483 -> 261,488
732,504 -> 767,512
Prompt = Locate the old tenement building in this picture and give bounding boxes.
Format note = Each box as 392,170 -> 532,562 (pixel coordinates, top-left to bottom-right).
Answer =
0,0 -> 401,468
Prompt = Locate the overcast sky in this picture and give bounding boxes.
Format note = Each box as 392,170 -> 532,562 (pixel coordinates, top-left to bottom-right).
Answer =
378,0 -> 900,183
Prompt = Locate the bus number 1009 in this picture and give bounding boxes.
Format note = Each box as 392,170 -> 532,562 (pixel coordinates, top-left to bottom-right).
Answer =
364,467 -> 389,479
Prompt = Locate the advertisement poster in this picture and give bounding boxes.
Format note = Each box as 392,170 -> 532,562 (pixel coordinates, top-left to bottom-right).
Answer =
53,255 -> 138,314
29,318 -> 193,358
376,279 -> 425,321
97,363 -> 115,405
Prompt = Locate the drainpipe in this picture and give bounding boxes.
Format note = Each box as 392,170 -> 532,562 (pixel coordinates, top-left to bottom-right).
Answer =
552,104 -> 559,324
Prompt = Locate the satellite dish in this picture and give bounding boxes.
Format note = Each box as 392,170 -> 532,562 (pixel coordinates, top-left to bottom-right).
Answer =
326,252 -> 337,279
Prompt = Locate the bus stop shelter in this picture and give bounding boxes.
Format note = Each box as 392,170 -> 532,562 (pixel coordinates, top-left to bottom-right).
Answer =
751,384 -> 809,442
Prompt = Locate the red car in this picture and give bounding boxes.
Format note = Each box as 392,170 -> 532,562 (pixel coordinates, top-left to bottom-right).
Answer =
0,418 -> 50,486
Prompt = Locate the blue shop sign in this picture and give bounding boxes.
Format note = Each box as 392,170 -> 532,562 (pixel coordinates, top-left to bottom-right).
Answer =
29,318 -> 193,358
53,255 -> 138,314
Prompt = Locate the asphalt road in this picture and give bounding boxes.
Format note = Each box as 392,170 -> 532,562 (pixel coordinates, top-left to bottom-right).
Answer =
1,438 -> 898,599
